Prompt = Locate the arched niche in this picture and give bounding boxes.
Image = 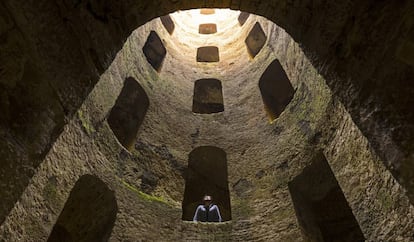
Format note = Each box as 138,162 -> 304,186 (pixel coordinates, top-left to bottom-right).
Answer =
238,12 -> 250,26
143,31 -> 167,72
288,153 -> 365,242
192,79 -> 224,114
182,146 -> 231,222
196,46 -> 220,62
200,9 -> 215,15
198,23 -> 217,34
160,15 -> 175,35
107,77 -> 149,150
48,175 -> 118,242
199,23 -> 217,34
245,22 -> 266,58
259,59 -> 295,122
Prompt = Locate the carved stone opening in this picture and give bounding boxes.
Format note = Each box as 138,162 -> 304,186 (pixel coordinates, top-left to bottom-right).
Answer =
259,59 -> 295,122
245,22 -> 266,58
197,46 -> 220,62
288,153 -> 365,242
108,77 -> 149,150
192,79 -> 224,114
182,146 -> 231,221
47,175 -> 117,242
160,15 -> 175,35
143,31 -> 166,71
200,9 -> 215,15
199,23 -> 217,34
238,12 -> 250,26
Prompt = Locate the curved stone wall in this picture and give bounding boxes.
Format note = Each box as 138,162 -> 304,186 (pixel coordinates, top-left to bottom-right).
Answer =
1,1 -> 413,229
1,10 -> 413,241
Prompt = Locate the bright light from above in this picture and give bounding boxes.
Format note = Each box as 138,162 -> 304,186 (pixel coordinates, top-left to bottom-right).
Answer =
171,9 -> 241,35
164,8 -> 255,64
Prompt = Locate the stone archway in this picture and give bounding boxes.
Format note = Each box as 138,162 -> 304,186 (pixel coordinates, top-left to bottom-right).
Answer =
182,146 -> 231,222
47,175 -> 117,242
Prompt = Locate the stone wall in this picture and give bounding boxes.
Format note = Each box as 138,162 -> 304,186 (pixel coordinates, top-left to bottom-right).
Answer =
324,99 -> 414,241
1,1 -> 413,226
1,11 -> 413,241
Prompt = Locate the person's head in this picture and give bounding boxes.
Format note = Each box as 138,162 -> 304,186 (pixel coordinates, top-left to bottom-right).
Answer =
203,195 -> 212,206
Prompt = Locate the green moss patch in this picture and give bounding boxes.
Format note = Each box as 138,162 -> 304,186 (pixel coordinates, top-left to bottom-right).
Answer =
77,109 -> 96,135
120,179 -> 168,205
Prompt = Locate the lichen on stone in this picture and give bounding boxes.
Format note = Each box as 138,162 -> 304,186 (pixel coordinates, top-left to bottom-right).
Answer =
77,109 -> 96,135
120,179 -> 168,205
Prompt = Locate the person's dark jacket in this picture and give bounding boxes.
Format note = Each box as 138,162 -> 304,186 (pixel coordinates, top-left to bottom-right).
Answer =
193,204 -> 222,222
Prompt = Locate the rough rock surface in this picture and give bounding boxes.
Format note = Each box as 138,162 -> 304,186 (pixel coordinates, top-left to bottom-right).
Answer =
1,1 -> 414,229
1,11 -> 413,241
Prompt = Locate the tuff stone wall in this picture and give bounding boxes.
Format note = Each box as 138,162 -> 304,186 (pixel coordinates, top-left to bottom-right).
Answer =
1,1 -> 413,227
324,99 -> 414,241
1,11 -> 413,241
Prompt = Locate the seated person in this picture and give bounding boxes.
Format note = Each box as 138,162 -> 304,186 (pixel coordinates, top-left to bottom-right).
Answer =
193,195 -> 222,222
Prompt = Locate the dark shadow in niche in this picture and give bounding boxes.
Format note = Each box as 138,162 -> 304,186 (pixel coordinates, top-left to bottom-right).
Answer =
160,15 -> 175,35
200,9 -> 215,15
192,79 -> 224,114
182,146 -> 231,221
48,175 -> 118,242
143,31 -> 166,71
238,12 -> 250,26
199,23 -> 217,34
107,77 -> 149,150
259,59 -> 295,122
245,22 -> 266,58
48,224 -> 72,242
288,153 -> 365,242
197,46 -> 219,62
